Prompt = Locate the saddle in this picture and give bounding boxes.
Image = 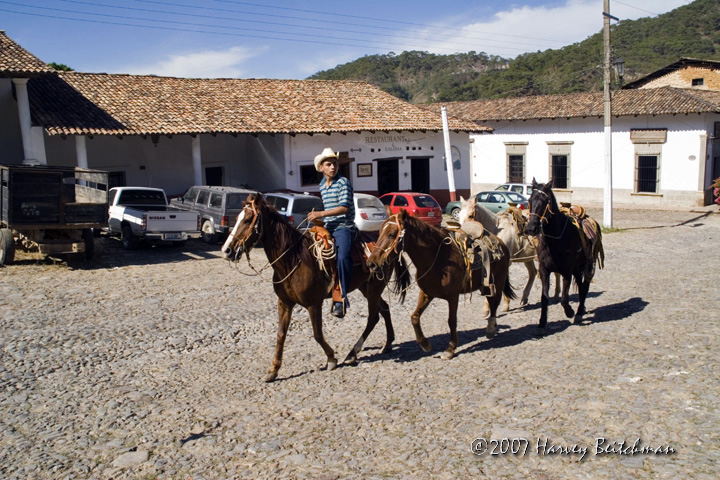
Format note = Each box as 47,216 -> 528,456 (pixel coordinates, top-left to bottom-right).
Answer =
559,202 -> 603,276
307,223 -> 376,302
446,220 -> 503,296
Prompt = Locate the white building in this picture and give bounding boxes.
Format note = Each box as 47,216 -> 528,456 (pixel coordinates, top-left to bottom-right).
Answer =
426,59 -> 720,209
1,31 -> 484,206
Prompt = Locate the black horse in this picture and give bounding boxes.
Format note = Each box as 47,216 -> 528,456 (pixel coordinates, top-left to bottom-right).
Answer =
525,179 -> 604,328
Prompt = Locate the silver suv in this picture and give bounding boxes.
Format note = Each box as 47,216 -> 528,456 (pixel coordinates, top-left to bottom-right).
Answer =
264,192 -> 323,229
170,186 -> 256,243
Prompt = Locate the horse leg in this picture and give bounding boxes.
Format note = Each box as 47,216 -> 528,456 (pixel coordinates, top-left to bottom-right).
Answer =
411,291 -> 433,352
485,281 -> 503,339
552,273 -> 561,301
307,303 -> 338,372
538,270 -> 551,330
442,295 -> 459,360
344,284 -> 391,364
520,259 -> 536,307
574,274 -> 590,323
266,299 -> 293,382
560,274 -> 575,318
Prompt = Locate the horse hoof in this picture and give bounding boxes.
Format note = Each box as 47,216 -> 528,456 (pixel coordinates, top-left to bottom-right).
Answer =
486,329 -> 496,339
563,306 -> 575,318
535,326 -> 546,336
441,350 -> 455,360
520,298 -> 529,307
264,371 -> 278,383
419,339 -> 432,352
326,359 -> 338,371
380,344 -> 392,355
344,352 -> 358,365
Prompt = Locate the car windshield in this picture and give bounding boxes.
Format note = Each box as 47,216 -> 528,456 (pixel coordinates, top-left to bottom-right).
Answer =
226,194 -> 246,209
414,195 -> 439,208
507,192 -> 526,202
357,197 -> 383,209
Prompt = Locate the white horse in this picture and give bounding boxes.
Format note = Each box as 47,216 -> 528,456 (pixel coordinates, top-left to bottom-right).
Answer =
457,197 -> 559,311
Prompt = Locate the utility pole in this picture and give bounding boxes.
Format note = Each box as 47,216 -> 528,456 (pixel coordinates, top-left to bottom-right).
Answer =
441,107 -> 457,202
602,0 -> 615,228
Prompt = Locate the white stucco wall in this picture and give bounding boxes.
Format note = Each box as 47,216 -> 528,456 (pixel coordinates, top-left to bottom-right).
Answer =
470,113 -> 715,207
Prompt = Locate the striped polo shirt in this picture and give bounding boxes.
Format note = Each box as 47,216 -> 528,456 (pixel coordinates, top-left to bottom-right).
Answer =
319,175 -> 356,232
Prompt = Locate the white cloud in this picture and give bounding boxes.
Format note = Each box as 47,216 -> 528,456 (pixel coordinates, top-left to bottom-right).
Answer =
121,45 -> 265,78
397,0 -> 692,58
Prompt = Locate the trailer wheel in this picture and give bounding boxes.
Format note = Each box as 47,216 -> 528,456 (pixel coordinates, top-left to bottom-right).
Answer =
82,228 -> 95,259
121,224 -> 139,250
0,228 -> 15,266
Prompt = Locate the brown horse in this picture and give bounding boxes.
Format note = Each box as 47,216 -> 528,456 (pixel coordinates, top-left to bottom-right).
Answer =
525,179 -> 605,328
366,209 -> 515,360
221,193 -> 409,382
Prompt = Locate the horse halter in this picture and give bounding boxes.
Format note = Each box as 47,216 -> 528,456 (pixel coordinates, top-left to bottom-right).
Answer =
375,215 -> 406,260
228,200 -> 263,259
528,190 -> 554,224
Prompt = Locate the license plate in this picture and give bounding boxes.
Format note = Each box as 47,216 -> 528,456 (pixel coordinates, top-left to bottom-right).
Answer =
372,213 -> 384,218
427,212 -> 435,217
165,233 -> 181,240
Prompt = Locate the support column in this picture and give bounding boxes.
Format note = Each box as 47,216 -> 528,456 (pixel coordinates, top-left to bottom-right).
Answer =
192,135 -> 203,185
75,135 -> 88,169
12,78 -> 36,163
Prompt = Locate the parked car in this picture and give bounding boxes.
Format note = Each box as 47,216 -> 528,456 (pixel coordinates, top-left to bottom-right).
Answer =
107,187 -> 201,249
354,193 -> 387,231
495,183 -> 533,197
264,192 -> 323,229
445,190 -> 529,219
170,186 -> 255,244
379,192 -> 443,227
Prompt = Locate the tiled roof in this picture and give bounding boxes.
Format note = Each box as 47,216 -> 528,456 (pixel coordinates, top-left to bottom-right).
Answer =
422,87 -> 720,122
0,31 -> 54,77
28,72 -> 487,136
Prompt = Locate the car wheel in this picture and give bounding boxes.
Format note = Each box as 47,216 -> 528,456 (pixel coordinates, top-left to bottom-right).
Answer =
121,224 -> 139,250
0,228 -> 15,265
201,219 -> 219,244
451,207 -> 460,221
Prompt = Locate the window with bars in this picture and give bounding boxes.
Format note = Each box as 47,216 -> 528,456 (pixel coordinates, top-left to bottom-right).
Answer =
508,154 -> 524,183
550,155 -> 569,189
636,155 -> 659,193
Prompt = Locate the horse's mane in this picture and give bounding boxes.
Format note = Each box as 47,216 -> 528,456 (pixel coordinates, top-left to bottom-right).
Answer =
401,212 -> 450,246
261,203 -> 315,266
472,204 -> 501,236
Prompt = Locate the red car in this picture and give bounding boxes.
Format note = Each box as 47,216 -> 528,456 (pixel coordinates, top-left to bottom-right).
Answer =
379,192 -> 444,227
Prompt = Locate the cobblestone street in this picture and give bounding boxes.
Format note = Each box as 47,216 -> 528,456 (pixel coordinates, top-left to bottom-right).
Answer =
1,206 -> 718,479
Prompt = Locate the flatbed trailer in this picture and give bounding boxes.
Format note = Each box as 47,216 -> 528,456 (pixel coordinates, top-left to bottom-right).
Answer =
0,164 -> 109,265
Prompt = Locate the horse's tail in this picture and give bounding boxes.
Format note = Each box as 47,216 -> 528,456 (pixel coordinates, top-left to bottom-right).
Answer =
503,276 -> 517,302
390,255 -> 411,304
593,221 -> 605,270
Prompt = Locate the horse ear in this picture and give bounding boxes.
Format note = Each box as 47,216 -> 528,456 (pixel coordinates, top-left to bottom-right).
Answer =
545,179 -> 553,190
531,177 -> 539,188
385,205 -> 393,217
398,208 -> 409,222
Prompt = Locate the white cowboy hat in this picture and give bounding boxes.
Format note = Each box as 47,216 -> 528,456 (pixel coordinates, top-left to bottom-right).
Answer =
314,147 -> 338,171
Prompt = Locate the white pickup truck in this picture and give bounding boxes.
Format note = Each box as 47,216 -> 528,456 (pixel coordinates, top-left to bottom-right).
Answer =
106,187 -> 201,249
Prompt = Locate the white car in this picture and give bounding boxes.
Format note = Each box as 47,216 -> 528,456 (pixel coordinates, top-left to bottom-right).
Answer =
354,193 -> 387,231
495,183 -> 533,197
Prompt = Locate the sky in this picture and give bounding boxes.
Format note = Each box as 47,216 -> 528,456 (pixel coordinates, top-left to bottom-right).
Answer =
1,0 -> 695,80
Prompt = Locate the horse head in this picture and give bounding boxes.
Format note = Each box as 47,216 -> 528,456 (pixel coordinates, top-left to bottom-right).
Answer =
525,178 -> 554,236
457,196 -> 474,225
366,209 -> 406,273
221,192 -> 266,262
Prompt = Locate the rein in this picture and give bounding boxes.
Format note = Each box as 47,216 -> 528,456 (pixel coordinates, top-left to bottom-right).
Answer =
528,190 -> 569,240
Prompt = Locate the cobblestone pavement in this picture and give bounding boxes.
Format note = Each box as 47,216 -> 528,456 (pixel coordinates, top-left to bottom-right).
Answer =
1,206 -> 718,479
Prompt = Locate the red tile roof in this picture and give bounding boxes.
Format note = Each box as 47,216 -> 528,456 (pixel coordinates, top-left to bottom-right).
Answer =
423,87 -> 720,122
0,31 -> 54,77
28,72 -> 488,136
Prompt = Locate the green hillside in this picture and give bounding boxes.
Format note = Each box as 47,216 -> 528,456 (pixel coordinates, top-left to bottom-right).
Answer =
309,0 -> 720,103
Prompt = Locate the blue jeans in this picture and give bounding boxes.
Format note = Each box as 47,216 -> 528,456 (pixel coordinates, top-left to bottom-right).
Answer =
332,226 -> 355,307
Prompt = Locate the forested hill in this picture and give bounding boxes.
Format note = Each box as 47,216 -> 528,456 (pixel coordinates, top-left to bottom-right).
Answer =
309,0 -> 720,103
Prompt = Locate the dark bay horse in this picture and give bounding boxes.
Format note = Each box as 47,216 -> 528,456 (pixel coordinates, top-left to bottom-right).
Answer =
366,209 -> 515,360
221,193 -> 409,382
525,179 -> 605,328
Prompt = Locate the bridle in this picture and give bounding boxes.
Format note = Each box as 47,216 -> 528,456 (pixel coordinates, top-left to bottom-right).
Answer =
528,190 -> 554,225
374,215 -> 406,259
226,200 -> 263,262
528,189 -> 568,240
